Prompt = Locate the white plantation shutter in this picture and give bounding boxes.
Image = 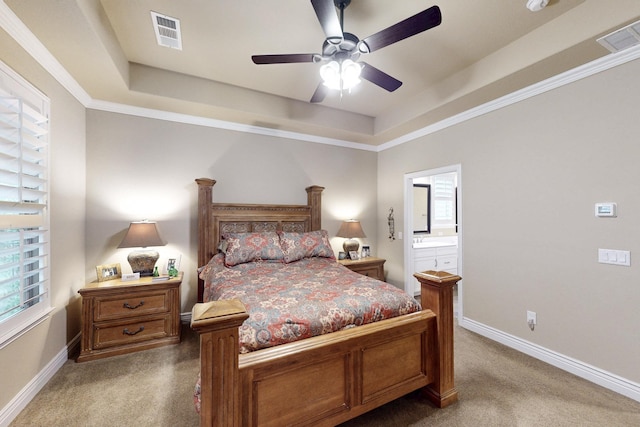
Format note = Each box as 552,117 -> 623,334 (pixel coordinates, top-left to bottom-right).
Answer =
0,61 -> 50,347
432,174 -> 456,229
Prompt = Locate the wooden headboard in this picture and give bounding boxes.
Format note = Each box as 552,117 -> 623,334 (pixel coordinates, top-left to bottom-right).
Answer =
195,178 -> 325,302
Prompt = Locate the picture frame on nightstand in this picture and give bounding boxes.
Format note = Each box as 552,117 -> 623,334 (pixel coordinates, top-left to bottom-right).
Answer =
349,251 -> 359,260
361,245 -> 371,258
96,263 -> 122,282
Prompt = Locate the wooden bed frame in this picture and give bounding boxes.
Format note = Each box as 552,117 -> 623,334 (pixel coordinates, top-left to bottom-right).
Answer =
191,178 -> 459,426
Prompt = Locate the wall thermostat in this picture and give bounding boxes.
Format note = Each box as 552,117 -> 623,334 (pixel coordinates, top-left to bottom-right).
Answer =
595,203 -> 617,217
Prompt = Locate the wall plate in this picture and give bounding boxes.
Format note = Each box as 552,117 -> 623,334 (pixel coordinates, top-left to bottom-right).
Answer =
595,203 -> 617,217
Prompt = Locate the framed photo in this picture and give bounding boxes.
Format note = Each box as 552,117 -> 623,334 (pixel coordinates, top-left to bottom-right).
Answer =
96,263 -> 122,282
349,251 -> 359,260
338,251 -> 347,260
361,245 -> 371,258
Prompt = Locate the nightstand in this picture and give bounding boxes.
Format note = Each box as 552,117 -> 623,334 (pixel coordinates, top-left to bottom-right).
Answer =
338,257 -> 386,281
77,273 -> 182,362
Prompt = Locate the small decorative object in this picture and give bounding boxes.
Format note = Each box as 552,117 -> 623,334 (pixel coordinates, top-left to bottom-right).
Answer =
167,258 -> 178,277
152,266 -> 159,277
349,251 -> 359,260
336,219 -> 366,259
118,220 -> 165,276
338,251 -> 347,260
361,245 -> 371,258
121,272 -> 140,282
388,207 -> 395,240
96,263 -> 122,282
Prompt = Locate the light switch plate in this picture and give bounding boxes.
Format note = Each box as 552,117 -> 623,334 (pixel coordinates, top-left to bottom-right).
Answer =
598,249 -> 630,266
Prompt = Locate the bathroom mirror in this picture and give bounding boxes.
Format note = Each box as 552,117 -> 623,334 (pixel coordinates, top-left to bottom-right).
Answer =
413,184 -> 430,234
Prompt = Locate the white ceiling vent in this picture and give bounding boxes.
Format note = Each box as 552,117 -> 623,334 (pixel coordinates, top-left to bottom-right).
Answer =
151,11 -> 182,50
597,20 -> 640,53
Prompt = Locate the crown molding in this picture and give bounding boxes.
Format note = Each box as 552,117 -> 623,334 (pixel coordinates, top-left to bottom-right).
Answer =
379,44 -> 640,151
0,1 -> 91,106
87,99 -> 377,151
3,0 -> 640,152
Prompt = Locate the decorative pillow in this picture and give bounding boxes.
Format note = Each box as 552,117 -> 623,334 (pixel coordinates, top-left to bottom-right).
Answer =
279,230 -> 335,263
222,232 -> 284,266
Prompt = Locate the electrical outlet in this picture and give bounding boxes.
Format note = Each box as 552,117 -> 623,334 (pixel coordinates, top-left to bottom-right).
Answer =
527,310 -> 536,331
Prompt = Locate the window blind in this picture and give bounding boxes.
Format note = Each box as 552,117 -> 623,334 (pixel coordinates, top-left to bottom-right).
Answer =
0,62 -> 50,346
432,174 -> 456,228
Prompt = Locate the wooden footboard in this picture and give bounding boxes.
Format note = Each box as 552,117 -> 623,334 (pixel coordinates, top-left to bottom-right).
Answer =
191,271 -> 460,426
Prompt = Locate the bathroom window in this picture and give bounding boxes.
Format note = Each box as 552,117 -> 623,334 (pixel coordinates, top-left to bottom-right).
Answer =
432,173 -> 456,229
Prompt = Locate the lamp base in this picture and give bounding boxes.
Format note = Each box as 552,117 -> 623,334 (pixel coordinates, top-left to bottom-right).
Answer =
343,239 -> 360,258
127,249 -> 159,277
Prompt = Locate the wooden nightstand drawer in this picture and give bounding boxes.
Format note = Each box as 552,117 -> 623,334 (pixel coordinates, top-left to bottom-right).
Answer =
94,291 -> 170,321
93,316 -> 171,349
354,266 -> 380,278
77,273 -> 182,362
338,257 -> 386,282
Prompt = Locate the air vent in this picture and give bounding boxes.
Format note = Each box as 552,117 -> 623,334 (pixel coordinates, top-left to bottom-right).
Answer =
597,20 -> 640,53
151,11 -> 182,50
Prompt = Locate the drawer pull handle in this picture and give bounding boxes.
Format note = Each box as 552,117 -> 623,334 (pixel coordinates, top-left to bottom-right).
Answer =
123,326 -> 145,336
123,301 -> 144,310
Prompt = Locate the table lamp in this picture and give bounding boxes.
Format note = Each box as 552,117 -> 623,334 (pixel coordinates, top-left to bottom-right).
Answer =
336,219 -> 366,258
118,220 -> 165,276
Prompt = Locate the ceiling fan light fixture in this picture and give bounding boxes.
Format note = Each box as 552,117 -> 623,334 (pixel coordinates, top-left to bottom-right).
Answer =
320,59 -> 362,91
357,41 -> 370,54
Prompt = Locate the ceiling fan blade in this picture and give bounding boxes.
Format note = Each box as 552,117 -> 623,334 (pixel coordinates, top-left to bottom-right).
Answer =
310,82 -> 329,103
360,62 -> 402,92
252,54 -> 317,64
311,0 -> 343,44
359,6 -> 442,54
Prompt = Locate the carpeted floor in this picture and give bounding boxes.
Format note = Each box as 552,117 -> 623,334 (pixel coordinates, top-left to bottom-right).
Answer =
10,322 -> 640,426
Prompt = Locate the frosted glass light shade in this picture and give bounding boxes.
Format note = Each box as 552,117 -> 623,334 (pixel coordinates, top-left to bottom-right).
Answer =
320,60 -> 362,90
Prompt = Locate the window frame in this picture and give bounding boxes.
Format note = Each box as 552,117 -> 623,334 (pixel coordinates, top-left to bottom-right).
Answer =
0,60 -> 51,348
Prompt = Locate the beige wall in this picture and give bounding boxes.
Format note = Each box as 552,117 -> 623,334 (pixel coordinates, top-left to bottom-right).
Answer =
3,18 -> 640,419
0,31 -> 86,410
85,111 -> 379,310
377,58 -> 640,383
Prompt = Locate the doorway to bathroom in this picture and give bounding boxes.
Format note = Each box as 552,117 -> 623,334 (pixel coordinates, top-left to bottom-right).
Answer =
404,164 -> 462,317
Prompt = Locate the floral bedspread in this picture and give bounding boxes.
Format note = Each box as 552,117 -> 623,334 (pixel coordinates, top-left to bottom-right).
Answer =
199,254 -> 421,354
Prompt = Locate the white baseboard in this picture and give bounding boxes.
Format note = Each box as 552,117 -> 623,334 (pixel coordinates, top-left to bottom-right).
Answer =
0,332 -> 81,427
459,317 -> 640,403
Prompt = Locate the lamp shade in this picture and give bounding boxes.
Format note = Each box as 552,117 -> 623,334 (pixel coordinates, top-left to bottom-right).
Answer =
118,221 -> 164,248
118,221 -> 165,277
336,220 -> 366,258
336,220 -> 366,239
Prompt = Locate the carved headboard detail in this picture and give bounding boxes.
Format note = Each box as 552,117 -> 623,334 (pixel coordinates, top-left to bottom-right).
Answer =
195,178 -> 324,302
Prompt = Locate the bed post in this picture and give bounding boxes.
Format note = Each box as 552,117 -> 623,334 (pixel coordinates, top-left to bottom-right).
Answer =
306,185 -> 324,231
196,178 -> 216,302
414,270 -> 460,408
191,300 -> 249,427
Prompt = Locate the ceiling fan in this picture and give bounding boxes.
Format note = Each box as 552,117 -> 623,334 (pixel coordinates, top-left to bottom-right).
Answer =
251,0 -> 442,103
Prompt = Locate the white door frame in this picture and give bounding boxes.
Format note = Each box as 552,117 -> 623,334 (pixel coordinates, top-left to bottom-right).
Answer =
404,164 -> 463,315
